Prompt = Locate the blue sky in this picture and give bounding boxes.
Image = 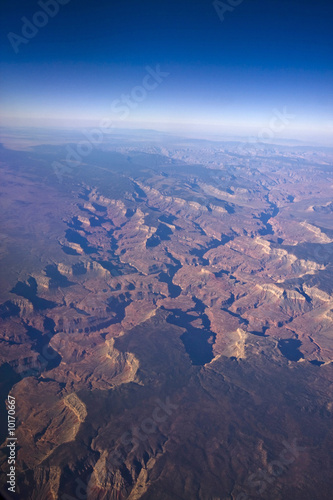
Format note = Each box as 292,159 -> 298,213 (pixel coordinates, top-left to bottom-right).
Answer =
1,0 -> 332,143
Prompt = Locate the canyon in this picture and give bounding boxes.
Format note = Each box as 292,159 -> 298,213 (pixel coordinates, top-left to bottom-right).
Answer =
0,136 -> 332,499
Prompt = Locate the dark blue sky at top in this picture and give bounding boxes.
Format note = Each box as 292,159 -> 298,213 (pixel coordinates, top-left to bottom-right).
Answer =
1,0 -> 332,142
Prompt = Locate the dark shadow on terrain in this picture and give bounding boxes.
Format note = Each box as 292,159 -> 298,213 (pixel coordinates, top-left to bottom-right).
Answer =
165,299 -> 215,366
278,338 -> 304,362
65,229 -> 98,254
190,234 -> 234,266
45,265 -> 74,288
11,277 -> 57,311
258,198 -> 279,236
158,250 -> 182,298
146,223 -> 173,248
24,318 -> 62,372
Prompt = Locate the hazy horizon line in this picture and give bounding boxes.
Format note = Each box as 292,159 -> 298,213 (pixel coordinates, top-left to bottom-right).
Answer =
1,123 -> 332,150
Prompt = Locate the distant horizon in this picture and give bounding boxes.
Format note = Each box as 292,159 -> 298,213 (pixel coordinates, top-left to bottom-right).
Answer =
1,122 -> 332,149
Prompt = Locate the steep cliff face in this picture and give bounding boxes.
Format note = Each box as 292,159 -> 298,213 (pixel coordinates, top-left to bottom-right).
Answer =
9,379 -> 86,469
